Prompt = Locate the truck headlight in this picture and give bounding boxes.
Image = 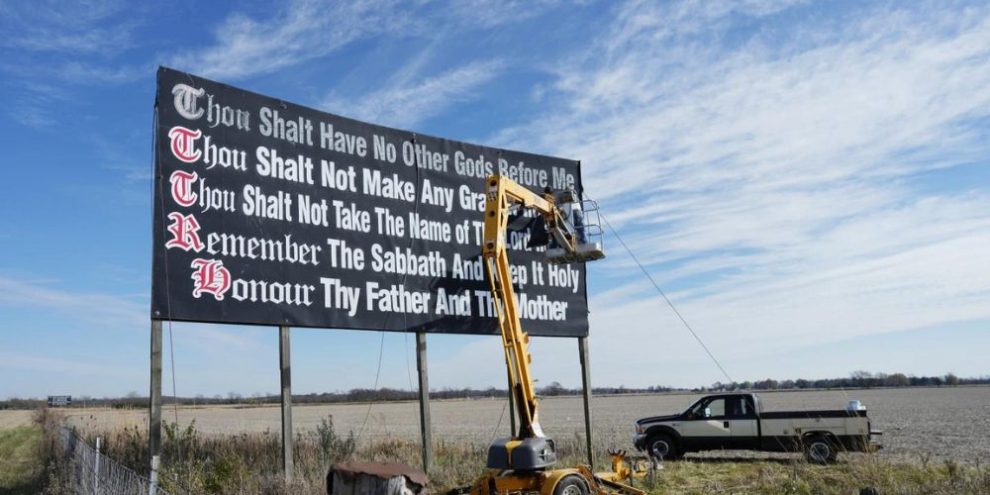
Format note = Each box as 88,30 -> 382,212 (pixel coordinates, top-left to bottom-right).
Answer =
634,424 -> 644,434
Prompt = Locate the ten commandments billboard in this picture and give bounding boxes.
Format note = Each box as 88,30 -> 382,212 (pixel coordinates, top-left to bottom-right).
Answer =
151,67 -> 589,337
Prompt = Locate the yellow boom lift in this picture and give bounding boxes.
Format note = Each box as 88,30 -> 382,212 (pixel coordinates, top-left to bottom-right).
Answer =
458,175 -> 645,495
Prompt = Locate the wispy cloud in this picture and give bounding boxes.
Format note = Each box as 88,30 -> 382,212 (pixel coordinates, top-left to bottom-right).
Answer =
0,276 -> 262,351
0,0 -> 138,56
168,0 -> 416,80
321,59 -> 505,128
0,351 -> 140,380
4,83 -> 69,129
446,0 -> 563,28
0,0 -> 145,128
55,62 -> 149,85
479,1 -> 990,385
0,275 -> 145,327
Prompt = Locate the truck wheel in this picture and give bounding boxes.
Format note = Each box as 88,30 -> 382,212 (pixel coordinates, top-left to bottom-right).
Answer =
646,433 -> 680,461
553,475 -> 588,495
804,435 -> 837,464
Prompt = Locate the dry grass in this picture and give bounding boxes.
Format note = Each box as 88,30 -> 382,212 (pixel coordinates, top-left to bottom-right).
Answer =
641,456 -> 990,494
23,386 -> 989,463
66,418 -> 990,495
0,408 -> 67,495
0,425 -> 44,494
6,402 -> 986,495
6,387 -> 989,493
0,411 -> 34,432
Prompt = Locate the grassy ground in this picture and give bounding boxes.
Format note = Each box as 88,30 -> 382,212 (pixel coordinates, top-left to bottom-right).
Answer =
80,418 -> 990,495
0,425 -> 45,495
8,410 -> 990,494
639,457 -> 990,494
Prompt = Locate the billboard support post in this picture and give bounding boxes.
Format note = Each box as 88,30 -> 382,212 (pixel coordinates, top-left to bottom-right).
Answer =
149,319 -> 162,471
416,332 -> 432,474
279,325 -> 294,482
579,336 -> 594,469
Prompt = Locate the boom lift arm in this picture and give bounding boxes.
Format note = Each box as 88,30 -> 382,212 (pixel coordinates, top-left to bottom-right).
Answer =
481,175 -> 602,471
467,176 -> 647,495
482,177 -> 577,441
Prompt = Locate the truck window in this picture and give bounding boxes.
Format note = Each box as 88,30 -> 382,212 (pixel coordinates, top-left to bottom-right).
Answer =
727,397 -> 753,418
704,398 -> 726,418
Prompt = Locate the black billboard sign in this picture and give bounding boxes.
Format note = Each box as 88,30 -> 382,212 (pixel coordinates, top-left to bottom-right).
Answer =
152,67 -> 588,337
48,395 -> 72,407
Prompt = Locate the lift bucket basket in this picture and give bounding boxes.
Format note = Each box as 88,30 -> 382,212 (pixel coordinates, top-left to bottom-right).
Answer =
546,198 -> 605,264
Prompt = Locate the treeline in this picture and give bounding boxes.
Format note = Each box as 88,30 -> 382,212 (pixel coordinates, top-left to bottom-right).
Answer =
2,372 -> 987,410
702,371 -> 977,392
540,372 -> 987,396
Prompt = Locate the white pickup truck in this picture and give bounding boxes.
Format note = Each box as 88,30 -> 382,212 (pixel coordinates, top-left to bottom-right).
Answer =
633,393 -> 882,463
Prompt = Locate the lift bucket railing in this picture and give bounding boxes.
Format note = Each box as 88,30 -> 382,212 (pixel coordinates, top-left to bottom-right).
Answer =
546,198 -> 605,264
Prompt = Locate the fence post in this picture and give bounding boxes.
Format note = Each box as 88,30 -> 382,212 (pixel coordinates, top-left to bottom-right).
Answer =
148,455 -> 160,495
94,436 -> 101,495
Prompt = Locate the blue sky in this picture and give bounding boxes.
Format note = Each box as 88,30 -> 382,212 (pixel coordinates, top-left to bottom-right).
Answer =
1,0 -> 988,399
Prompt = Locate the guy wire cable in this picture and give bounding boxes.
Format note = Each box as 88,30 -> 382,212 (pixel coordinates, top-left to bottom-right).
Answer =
596,196 -> 854,406
355,331 -> 387,442
356,134 -> 425,443
587,192 -> 734,385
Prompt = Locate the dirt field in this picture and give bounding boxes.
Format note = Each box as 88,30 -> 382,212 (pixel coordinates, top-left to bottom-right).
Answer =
4,386 -> 988,463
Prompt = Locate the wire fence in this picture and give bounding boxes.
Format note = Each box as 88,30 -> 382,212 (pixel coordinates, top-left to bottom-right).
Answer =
58,427 -> 169,495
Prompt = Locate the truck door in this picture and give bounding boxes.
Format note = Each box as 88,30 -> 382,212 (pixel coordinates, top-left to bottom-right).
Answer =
678,397 -> 732,450
727,396 -> 760,449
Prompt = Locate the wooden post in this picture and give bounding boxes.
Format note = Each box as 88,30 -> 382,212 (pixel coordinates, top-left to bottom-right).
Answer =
279,325 -> 294,483
416,332 -> 432,474
149,319 -> 162,471
578,336 -> 594,469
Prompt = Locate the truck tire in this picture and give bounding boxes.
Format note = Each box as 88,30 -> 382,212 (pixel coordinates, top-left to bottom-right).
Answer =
646,433 -> 680,461
553,475 -> 588,495
804,435 -> 838,464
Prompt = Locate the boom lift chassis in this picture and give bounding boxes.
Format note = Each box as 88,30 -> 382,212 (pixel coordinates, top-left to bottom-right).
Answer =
452,176 -> 647,495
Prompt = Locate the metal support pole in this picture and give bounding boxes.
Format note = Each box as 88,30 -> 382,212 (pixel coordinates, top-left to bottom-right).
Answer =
578,336 -> 594,469
149,319 -> 162,471
279,325 -> 294,483
507,370 -> 516,437
416,332 -> 432,474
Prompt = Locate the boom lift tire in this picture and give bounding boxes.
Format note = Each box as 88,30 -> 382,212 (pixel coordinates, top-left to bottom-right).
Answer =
646,433 -> 680,461
553,475 -> 590,495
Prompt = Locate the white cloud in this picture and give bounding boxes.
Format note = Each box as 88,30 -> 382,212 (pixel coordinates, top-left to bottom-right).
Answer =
321,59 -> 505,128
0,276 -> 262,352
0,0 -> 137,56
446,0 -> 563,29
168,0 -> 416,81
468,1 -> 990,386
0,352 -> 140,380
0,275 -> 146,327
